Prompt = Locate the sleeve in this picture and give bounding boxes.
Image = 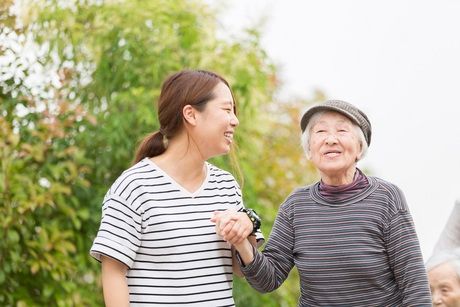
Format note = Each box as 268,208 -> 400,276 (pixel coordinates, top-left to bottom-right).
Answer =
239,205 -> 295,293
90,194 -> 142,268
384,188 -> 432,306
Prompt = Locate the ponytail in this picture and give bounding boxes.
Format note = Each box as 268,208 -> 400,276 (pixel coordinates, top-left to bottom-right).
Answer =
134,131 -> 166,163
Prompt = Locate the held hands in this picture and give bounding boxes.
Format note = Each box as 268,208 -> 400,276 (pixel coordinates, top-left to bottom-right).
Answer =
211,209 -> 253,245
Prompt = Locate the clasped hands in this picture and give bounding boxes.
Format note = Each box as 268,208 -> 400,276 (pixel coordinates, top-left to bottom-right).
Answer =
211,209 -> 253,245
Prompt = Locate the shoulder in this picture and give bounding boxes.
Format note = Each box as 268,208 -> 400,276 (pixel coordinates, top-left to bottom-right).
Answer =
288,184 -> 315,200
108,158 -> 156,198
207,162 -> 239,185
368,176 -> 408,212
280,183 -> 316,213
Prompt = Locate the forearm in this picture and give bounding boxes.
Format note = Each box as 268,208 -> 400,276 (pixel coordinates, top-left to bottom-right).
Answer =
233,236 -> 257,277
237,243 -> 292,293
101,256 -> 130,307
233,236 -> 295,293
232,208 -> 294,293
234,238 -> 255,265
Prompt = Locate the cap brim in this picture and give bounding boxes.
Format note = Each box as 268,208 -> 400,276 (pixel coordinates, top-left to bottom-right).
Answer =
300,105 -> 362,132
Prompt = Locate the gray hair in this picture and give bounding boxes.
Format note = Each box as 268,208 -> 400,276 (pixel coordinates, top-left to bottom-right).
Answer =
452,259 -> 460,280
300,110 -> 368,161
427,249 -> 460,279
429,258 -> 460,281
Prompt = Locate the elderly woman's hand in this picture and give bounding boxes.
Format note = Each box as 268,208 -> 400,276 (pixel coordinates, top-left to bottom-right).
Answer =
211,209 -> 253,245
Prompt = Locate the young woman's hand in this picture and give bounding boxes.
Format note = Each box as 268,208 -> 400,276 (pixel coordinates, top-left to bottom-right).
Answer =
211,209 -> 253,245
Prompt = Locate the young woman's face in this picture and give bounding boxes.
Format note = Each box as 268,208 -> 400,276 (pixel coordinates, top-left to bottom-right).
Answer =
308,111 -> 362,184
194,82 -> 239,159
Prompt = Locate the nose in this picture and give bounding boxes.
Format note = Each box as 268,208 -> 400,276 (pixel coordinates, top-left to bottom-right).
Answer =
324,133 -> 338,145
230,112 -> 239,127
432,291 -> 442,305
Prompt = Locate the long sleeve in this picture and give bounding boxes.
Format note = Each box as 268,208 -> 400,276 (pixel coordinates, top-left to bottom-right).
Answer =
384,194 -> 432,306
240,207 -> 295,293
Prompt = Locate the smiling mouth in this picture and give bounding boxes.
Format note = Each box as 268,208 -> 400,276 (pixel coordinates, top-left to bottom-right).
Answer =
224,132 -> 233,143
324,151 -> 341,157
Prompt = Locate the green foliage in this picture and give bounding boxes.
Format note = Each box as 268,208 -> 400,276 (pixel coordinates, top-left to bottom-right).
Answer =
1,0 -> 319,306
0,94 -> 101,305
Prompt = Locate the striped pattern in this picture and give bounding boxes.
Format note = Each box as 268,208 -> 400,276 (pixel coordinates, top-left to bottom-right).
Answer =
241,176 -> 432,306
90,158 -> 254,306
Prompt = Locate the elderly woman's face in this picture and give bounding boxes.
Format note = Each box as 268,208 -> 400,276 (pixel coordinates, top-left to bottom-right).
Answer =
308,111 -> 362,183
429,262 -> 460,306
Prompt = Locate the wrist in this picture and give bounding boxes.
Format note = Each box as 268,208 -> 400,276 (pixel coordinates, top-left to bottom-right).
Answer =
235,239 -> 255,266
239,208 -> 261,235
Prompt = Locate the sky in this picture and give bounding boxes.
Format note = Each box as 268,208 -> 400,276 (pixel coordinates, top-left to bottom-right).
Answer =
210,0 -> 460,259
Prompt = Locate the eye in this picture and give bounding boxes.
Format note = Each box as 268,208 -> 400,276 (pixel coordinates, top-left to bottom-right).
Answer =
315,129 -> 326,133
441,287 -> 451,293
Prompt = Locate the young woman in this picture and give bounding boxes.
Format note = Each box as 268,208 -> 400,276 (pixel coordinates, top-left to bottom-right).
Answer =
90,70 -> 262,306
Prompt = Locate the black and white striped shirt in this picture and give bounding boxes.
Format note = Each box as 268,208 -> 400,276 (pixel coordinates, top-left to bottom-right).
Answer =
240,176 -> 432,306
90,158 -> 257,306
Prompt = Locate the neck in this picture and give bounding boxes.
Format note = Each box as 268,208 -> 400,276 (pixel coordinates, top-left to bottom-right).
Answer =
320,167 -> 357,186
151,132 -> 206,185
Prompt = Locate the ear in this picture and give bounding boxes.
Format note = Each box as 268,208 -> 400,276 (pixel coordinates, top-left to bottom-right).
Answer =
356,142 -> 363,161
183,105 -> 197,126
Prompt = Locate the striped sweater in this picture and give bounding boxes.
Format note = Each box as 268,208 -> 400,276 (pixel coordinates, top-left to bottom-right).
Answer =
240,176 -> 432,306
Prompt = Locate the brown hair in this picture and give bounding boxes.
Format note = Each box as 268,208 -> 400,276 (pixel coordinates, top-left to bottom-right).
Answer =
134,69 -> 235,163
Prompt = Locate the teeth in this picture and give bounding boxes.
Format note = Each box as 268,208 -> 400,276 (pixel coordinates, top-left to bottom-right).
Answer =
224,132 -> 233,142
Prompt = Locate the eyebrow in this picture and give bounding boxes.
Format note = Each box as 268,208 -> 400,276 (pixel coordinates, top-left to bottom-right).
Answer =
221,101 -> 234,107
439,282 -> 453,287
314,120 -> 351,126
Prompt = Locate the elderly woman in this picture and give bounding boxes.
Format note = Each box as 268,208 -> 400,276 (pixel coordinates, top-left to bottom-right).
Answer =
427,250 -> 460,306
213,100 -> 432,306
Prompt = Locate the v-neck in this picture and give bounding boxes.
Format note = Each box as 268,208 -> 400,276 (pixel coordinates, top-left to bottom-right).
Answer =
144,158 -> 209,198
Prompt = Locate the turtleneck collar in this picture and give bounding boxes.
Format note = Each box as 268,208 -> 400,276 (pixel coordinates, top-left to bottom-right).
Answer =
318,168 -> 369,203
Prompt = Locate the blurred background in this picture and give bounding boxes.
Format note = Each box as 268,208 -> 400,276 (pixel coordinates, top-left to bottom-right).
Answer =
1,0 -> 459,306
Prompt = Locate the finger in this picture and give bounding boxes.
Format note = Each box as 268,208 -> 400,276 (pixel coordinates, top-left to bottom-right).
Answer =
223,219 -> 238,238
214,219 -> 223,235
232,214 -> 254,243
235,228 -> 252,244
221,220 -> 236,236
221,211 -> 241,223
235,223 -> 249,243
210,210 -> 224,223
224,223 -> 240,243
219,215 -> 235,231
231,226 -> 250,244
225,221 -> 246,244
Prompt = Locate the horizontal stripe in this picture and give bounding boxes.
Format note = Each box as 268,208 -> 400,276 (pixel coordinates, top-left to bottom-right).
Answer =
241,176 -> 431,306
90,159 -> 251,306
